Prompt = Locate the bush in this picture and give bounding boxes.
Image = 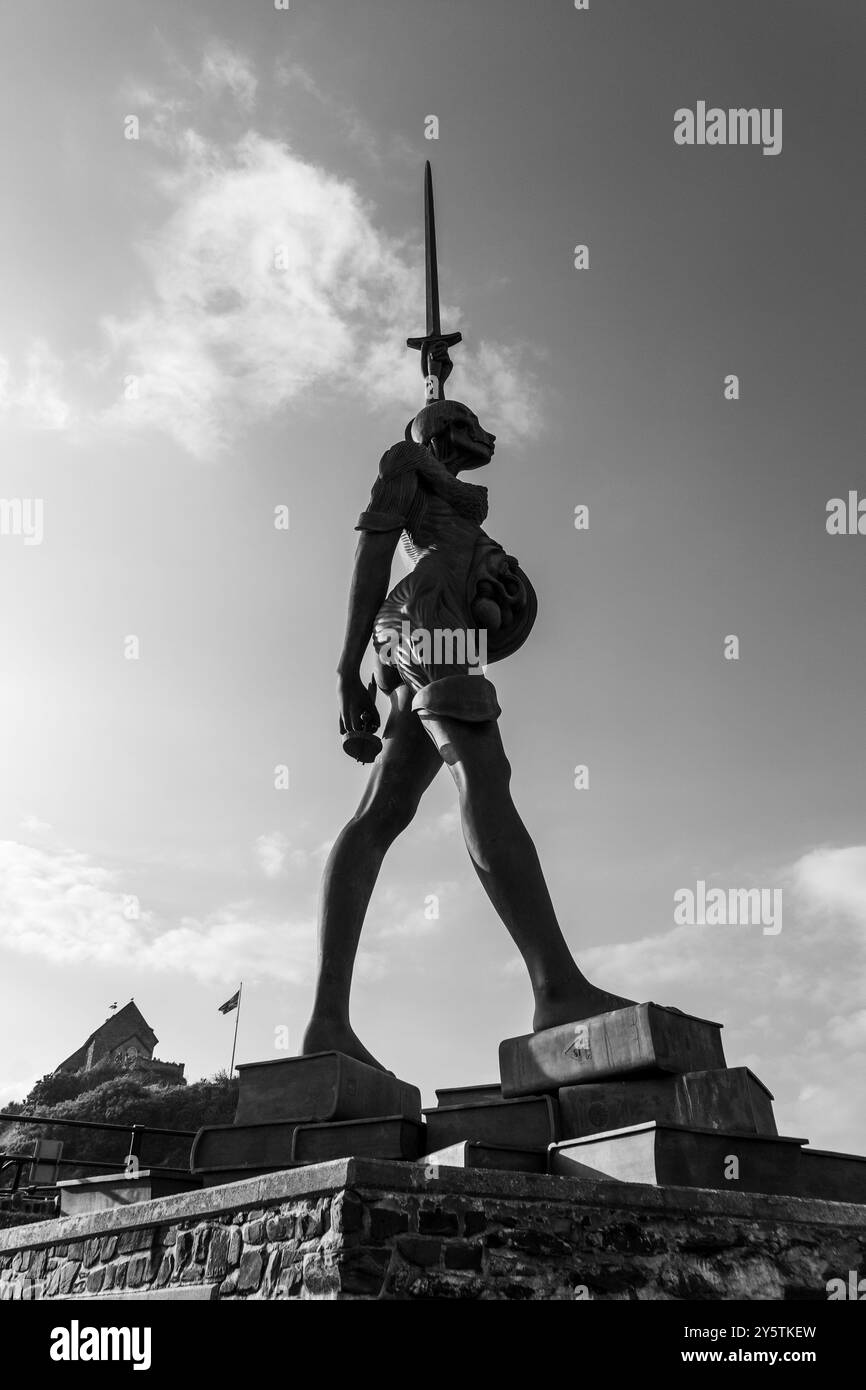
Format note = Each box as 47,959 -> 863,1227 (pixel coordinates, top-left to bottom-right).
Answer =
0,1208 -> 54,1230
0,1072 -> 239,1181
21,1066 -> 118,1111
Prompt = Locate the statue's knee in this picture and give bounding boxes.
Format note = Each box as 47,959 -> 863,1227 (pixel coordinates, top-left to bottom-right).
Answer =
377,796 -> 418,841
356,789 -> 418,842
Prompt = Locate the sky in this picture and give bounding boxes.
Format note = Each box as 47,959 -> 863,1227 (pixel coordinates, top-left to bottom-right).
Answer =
0,0 -> 864,1154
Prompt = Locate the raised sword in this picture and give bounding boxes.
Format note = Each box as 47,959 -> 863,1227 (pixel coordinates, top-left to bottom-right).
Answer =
406,161 -> 462,402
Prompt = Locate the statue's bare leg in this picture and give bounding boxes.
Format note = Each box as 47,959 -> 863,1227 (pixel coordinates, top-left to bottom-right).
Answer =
418,711 -> 635,1030
302,684 -> 442,1070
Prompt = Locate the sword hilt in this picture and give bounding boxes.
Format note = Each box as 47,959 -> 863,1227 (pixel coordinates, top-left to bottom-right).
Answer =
406,331 -> 462,401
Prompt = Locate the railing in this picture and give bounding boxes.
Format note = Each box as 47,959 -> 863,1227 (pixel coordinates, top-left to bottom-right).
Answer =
0,1112 -> 197,1192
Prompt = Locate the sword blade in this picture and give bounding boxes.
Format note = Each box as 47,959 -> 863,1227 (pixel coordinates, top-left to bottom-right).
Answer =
424,161 -> 441,338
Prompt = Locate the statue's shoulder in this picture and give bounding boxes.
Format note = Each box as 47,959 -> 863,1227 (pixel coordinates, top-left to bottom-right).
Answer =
378,440 -> 431,481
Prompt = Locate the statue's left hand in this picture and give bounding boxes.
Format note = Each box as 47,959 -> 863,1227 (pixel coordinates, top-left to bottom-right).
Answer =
337,670 -> 380,739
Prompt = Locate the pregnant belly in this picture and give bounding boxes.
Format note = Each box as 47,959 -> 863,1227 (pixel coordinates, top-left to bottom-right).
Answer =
466,538 -> 537,664
373,540 -> 537,690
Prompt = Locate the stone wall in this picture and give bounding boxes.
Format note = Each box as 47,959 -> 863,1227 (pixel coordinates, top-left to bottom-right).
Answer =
0,1159 -> 864,1300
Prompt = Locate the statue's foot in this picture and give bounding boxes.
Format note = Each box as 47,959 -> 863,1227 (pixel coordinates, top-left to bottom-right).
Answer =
301,1016 -> 390,1073
532,981 -> 637,1032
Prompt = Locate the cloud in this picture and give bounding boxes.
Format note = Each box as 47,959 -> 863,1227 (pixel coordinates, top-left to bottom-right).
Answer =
255,831 -> 333,879
274,55 -> 416,169
571,846 -> 866,1019
0,839 -> 315,987
291,838 -> 334,870
255,831 -> 289,879
416,807 -> 461,841
137,907 -> 315,985
0,341 -> 72,431
370,879 -> 460,944
198,41 -> 257,111
99,131 -> 404,455
125,40 -> 257,131
19,814 -> 52,835
375,914 -> 440,942
790,844 -> 866,924
94,59 -> 542,456
824,1009 -> 866,1050
254,830 -> 333,879
0,46 -> 543,457
0,1075 -> 40,1107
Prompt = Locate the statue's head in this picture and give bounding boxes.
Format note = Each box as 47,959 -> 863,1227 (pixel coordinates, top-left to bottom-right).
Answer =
405,399 -> 496,473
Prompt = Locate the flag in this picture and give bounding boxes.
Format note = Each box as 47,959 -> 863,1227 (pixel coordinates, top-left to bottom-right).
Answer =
218,990 -> 240,1015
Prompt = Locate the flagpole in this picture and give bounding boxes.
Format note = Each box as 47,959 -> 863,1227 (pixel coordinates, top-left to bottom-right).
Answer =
229,981 -> 243,1075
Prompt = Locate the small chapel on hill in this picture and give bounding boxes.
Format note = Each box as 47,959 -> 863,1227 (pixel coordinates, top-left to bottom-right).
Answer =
55,1000 -> 185,1086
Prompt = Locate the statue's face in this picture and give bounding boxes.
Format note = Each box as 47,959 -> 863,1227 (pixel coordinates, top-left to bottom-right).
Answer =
447,408 -> 496,472
410,400 -> 496,472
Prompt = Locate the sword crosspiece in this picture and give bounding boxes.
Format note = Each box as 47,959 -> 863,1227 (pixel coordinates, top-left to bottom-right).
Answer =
406,161 -> 462,402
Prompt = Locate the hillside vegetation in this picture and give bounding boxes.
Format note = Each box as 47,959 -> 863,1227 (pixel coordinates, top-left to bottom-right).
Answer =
0,1069 -> 239,1178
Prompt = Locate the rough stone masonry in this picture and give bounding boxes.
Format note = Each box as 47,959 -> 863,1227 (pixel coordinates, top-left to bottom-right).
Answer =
0,1160 -> 864,1301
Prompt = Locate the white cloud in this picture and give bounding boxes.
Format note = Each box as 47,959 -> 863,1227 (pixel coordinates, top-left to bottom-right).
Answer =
198,41 -> 258,111
290,838 -> 334,870
790,844 -> 866,924
355,949 -> 390,983
1,50 -> 543,457
825,1009 -> 866,1049
19,814 -> 52,835
572,846 -> 866,1020
94,62 -> 542,457
274,57 -> 326,103
0,341 -> 72,431
0,1075 -> 40,1107
370,879 -> 459,944
255,831 -> 289,879
0,839 -> 315,987
139,907 -> 315,985
416,807 -> 461,841
274,55 -> 415,169
376,915 -> 440,942
255,831 -> 333,878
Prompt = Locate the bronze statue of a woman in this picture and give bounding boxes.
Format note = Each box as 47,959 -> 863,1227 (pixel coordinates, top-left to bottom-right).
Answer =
302,166 -> 631,1070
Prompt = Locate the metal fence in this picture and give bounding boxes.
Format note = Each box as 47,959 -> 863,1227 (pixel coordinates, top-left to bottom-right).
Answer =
0,1111 -> 197,1193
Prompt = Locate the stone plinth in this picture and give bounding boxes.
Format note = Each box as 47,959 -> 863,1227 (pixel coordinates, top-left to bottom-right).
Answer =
1,1159 -> 864,1301
57,1170 -> 201,1217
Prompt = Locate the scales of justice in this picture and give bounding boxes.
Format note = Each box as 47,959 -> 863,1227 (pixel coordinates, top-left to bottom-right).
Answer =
191,169 -> 861,1204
